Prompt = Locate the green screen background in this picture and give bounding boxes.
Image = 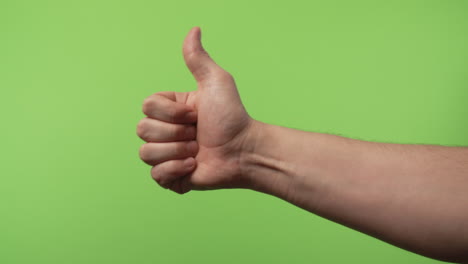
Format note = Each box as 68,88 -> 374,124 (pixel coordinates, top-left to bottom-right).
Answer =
1,0 -> 467,263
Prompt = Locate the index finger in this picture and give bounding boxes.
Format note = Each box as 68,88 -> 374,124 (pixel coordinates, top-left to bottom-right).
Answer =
142,93 -> 197,124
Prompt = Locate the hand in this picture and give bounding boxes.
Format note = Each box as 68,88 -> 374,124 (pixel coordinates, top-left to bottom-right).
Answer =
137,27 -> 255,194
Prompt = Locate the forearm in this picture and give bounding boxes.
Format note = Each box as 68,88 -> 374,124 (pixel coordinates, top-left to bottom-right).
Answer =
241,120 -> 468,263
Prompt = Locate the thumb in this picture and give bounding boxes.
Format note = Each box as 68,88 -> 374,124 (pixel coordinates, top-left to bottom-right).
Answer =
183,27 -> 224,84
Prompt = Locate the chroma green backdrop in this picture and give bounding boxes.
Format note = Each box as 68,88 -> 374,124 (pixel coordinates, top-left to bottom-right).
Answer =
1,0 -> 467,263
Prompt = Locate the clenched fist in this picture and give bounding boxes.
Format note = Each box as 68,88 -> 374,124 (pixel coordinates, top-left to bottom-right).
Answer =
137,27 -> 256,194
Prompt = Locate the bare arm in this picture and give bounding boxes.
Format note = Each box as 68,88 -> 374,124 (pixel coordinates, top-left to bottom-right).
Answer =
241,120 -> 468,263
138,27 -> 468,263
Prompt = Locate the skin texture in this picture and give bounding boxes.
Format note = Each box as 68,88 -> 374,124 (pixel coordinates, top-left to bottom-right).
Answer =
138,27 -> 468,263
138,27 -> 253,193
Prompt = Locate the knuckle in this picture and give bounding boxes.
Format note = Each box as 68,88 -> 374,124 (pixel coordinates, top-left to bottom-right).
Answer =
170,107 -> 186,122
168,107 -> 179,122
176,142 -> 187,156
139,144 -> 151,162
216,70 -> 234,81
186,126 -> 196,138
152,166 -> 171,189
151,166 -> 162,181
136,119 -> 149,140
173,125 -> 186,139
142,97 -> 155,115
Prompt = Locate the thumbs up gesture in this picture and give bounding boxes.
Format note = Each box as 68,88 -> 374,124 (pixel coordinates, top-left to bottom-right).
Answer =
138,27 -> 257,194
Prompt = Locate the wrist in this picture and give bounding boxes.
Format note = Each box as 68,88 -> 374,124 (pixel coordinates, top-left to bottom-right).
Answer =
239,120 -> 296,197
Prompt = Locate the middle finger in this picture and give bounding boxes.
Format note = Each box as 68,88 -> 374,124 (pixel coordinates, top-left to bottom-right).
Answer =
137,117 -> 197,142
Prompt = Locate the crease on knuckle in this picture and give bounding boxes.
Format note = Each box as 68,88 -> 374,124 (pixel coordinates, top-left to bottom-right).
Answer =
173,124 -> 186,139
176,142 -> 188,157
151,165 -> 163,182
142,97 -> 155,116
167,107 -> 179,123
139,144 -> 152,162
137,119 -> 149,140
169,106 -> 186,122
